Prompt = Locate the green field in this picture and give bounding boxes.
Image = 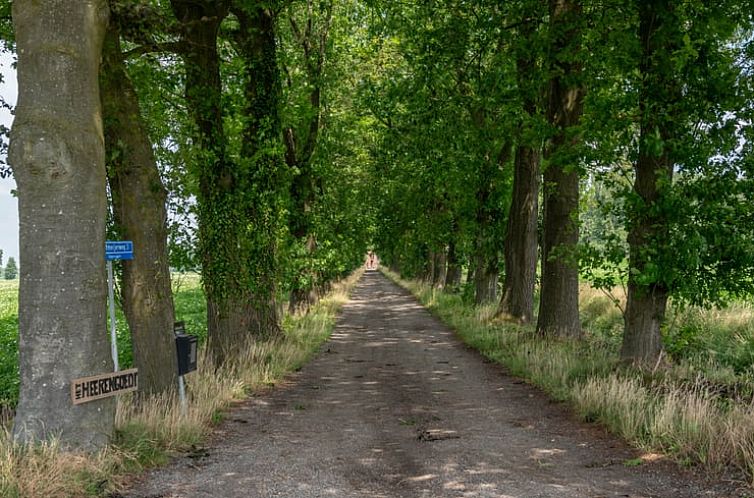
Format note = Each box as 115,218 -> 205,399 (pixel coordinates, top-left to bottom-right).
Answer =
0,275 -> 208,408
0,281 -> 18,407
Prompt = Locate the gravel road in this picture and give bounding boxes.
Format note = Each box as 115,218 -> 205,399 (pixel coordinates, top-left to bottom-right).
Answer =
121,270 -> 742,498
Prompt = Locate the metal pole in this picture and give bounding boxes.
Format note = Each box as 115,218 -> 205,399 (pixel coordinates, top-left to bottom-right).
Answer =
107,260 -> 120,372
173,325 -> 188,417
178,374 -> 187,417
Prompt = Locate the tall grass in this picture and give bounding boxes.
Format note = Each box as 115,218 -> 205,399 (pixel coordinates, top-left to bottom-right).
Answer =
384,269 -> 754,484
0,269 -> 362,497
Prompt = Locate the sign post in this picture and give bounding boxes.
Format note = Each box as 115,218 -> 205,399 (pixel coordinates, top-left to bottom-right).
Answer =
105,241 -> 133,371
174,321 -> 187,414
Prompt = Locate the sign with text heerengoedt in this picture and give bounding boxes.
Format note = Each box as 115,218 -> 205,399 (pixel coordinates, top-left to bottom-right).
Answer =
71,368 -> 138,405
105,240 -> 134,261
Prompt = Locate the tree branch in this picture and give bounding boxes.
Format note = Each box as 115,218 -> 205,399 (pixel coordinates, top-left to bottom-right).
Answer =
122,41 -> 186,59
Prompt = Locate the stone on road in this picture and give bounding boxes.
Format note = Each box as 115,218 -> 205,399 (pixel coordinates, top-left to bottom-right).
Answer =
123,271 -> 735,497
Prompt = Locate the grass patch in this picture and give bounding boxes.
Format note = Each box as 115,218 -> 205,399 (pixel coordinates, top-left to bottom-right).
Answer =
0,269 -> 362,496
383,269 -> 754,484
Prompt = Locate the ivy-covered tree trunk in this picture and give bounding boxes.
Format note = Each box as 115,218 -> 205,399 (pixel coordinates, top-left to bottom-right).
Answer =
9,0 -> 114,449
101,24 -> 179,395
497,32 -> 541,324
285,1 -> 333,313
536,0 -> 584,338
233,3 -> 285,340
621,0 -> 680,366
171,0 -> 254,364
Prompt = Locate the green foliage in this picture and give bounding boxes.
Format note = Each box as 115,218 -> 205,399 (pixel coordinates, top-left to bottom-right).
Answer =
0,281 -> 18,407
361,0 -> 516,276
578,0 -> 754,310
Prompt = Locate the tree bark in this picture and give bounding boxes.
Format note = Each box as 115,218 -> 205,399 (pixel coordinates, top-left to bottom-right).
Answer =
9,0 -> 114,449
621,0 -> 680,366
444,239 -> 462,290
474,249 -> 498,304
431,247 -> 447,288
497,27 -> 541,324
536,0 -> 584,338
498,145 -> 539,322
101,24 -> 179,396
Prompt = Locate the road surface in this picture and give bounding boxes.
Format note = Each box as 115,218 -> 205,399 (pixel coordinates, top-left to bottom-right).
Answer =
122,270 -> 739,497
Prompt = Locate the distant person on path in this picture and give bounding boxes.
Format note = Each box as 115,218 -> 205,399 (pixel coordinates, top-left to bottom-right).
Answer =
366,251 -> 377,270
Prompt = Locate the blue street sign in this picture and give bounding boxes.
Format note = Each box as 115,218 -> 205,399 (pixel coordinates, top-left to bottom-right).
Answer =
106,241 -> 134,261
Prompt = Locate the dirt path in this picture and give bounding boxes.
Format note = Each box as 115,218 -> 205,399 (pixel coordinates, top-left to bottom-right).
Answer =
122,271 -> 740,498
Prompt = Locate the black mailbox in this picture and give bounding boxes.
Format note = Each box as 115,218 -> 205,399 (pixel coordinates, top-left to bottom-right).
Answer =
175,334 -> 197,375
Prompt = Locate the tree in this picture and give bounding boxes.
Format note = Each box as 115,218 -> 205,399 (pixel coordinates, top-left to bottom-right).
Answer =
100,4 -> 179,395
497,8 -> 544,324
230,0 -> 288,339
3,256 -> 16,280
283,0 -> 334,313
620,0 -> 754,365
170,0 -> 287,364
9,0 -> 114,449
535,0 -> 585,338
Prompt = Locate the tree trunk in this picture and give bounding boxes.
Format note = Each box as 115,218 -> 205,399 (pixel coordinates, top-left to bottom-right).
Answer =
234,4 -> 284,338
444,239 -> 462,290
466,260 -> 476,286
497,33 -> 541,324
497,145 -> 539,322
171,1 -> 260,365
536,0 -> 584,338
285,5 -> 332,312
621,0 -> 680,366
101,24 -> 179,396
474,250 -> 498,304
289,233 -> 318,314
9,0 -> 114,449
431,247 -> 447,288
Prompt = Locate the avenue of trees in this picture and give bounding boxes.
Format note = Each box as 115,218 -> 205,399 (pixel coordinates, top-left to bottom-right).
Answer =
366,1 -> 754,357
1,0 -> 754,451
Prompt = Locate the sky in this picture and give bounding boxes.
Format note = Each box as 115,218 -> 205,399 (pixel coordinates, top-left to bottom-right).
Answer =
0,50 -> 17,264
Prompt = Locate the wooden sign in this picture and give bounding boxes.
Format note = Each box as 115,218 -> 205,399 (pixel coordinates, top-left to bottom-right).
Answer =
71,368 -> 138,405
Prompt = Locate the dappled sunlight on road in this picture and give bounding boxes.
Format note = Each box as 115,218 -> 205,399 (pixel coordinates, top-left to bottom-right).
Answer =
124,271 -> 717,498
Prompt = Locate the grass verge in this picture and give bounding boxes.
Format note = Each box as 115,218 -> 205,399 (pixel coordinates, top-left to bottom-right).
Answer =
0,269 -> 362,497
383,269 -> 754,484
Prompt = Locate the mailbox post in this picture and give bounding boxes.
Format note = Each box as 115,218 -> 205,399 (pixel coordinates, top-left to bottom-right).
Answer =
174,321 -> 197,415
